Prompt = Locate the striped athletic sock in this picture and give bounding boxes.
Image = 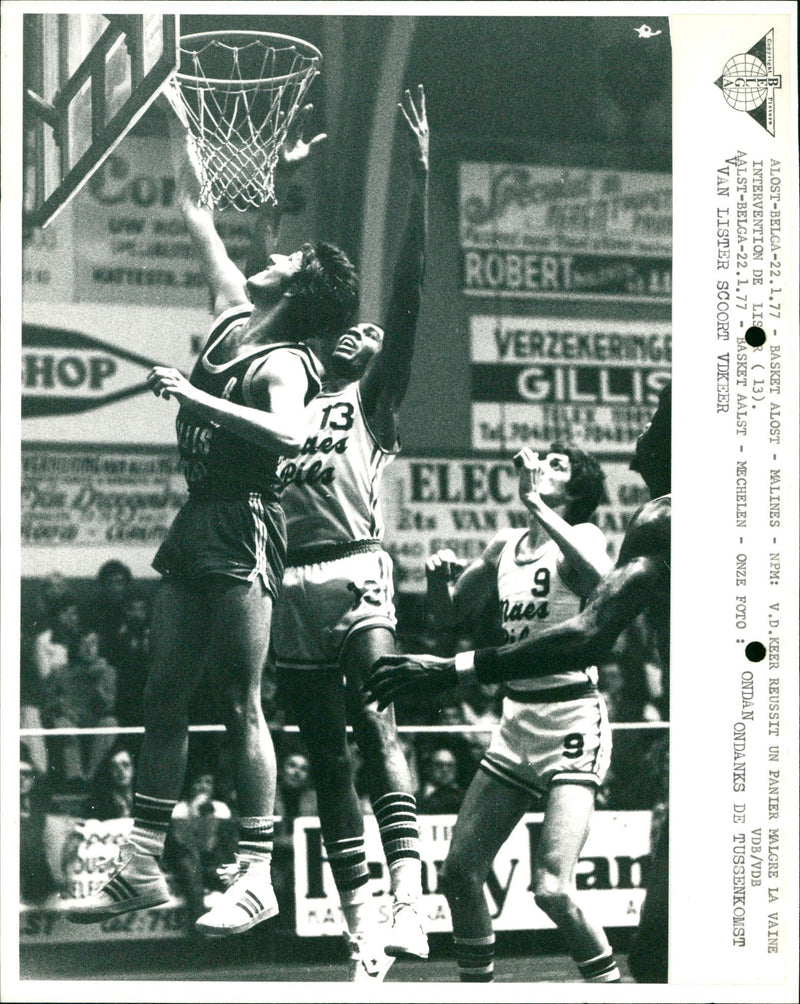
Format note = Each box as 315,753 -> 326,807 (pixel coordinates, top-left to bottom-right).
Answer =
326,836 -> 372,936
576,948 -> 621,982
454,933 -> 495,982
129,792 -> 177,858
373,792 -> 422,901
238,816 -> 274,870
326,835 -> 370,895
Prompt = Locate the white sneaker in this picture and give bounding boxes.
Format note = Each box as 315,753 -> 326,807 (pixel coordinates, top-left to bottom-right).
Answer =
385,900 -> 430,958
346,933 -> 395,983
195,859 -> 278,937
66,851 -> 170,924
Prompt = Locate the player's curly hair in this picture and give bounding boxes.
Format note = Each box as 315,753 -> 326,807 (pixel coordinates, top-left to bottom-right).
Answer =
287,241 -> 359,340
549,441 -> 608,525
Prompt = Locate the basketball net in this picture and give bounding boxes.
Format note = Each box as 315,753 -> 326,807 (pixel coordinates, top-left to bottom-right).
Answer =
170,32 -> 321,212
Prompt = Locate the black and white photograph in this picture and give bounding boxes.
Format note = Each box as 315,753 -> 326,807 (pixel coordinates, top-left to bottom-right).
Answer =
1,4 -> 797,1002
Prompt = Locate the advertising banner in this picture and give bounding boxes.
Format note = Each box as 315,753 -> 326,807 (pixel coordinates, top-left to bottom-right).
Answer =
468,315 -> 671,454
460,163 -> 671,302
294,810 -> 652,937
21,444 -> 183,577
21,301 -> 210,446
19,448 -> 643,582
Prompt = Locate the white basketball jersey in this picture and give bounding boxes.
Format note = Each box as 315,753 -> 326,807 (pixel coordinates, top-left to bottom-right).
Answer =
277,382 -> 396,549
496,530 -> 597,694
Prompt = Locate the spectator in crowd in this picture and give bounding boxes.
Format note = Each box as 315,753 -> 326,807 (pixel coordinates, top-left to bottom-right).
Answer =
83,746 -> 136,821
272,749 -> 317,928
24,571 -> 73,639
433,702 -> 485,787
260,664 -> 285,729
20,755 -> 56,904
41,629 -> 118,790
87,559 -> 134,664
164,769 -> 238,936
274,750 -> 318,824
417,747 -> 465,815
31,593 -> 82,681
109,589 -> 151,728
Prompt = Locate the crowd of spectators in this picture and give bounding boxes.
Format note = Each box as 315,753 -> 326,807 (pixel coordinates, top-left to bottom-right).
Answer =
19,561 -> 669,932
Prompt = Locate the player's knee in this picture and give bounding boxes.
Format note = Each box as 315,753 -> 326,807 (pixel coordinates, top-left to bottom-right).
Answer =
307,748 -> 353,790
351,705 -> 399,752
219,686 -> 262,734
532,869 -> 575,916
439,853 -> 483,903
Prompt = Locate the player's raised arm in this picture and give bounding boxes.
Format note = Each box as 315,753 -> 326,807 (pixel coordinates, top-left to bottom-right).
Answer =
160,84 -> 248,316
426,533 -> 509,635
514,448 -> 612,597
361,85 -> 429,441
243,104 -> 328,278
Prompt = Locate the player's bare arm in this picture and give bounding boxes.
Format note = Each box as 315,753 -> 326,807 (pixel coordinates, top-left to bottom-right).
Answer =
160,85 -> 249,316
244,104 -> 327,277
426,532 -> 513,634
146,352 -> 313,455
366,553 -> 664,709
515,448 -> 612,597
361,85 -> 429,446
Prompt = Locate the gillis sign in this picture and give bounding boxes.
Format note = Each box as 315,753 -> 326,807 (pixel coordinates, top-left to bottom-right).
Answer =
293,811 -> 651,936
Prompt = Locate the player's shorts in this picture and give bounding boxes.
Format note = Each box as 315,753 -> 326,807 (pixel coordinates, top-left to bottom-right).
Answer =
271,540 -> 396,671
152,490 -> 286,600
480,682 -> 611,799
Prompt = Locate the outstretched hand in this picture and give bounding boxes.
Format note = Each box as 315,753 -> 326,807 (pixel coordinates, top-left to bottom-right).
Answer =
277,103 -> 327,171
363,652 -> 457,711
398,84 -> 429,173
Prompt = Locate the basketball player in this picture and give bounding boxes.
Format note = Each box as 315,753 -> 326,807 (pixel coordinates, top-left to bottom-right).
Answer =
66,93 -> 358,936
404,444 -> 619,984
367,381 -> 672,982
267,85 -> 429,982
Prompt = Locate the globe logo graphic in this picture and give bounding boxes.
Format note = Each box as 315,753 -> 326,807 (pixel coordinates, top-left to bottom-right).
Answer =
719,53 -> 771,111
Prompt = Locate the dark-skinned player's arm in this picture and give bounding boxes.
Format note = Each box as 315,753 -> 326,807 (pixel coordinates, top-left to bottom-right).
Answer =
243,104 -> 328,278
361,85 -> 429,448
160,83 -> 248,316
365,549 -> 665,711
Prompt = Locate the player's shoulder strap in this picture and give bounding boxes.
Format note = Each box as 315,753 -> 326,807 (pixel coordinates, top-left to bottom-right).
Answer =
241,342 -> 323,407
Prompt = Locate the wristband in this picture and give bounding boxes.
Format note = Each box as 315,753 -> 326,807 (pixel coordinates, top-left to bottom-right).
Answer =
454,649 -> 477,683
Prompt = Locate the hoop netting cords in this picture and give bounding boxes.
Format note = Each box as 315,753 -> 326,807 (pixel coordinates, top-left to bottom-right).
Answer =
174,39 -> 319,211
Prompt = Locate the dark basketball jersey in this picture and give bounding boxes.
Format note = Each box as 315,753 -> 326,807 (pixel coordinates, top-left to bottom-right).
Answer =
177,305 -> 322,496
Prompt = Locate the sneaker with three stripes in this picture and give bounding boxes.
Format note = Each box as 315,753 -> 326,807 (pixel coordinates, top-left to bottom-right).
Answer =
65,849 -> 170,923
195,858 -> 278,937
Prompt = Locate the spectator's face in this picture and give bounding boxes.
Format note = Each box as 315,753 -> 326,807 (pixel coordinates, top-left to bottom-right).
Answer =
439,705 -> 463,726
57,603 -> 80,634
110,751 -> 134,788
77,631 -> 100,661
125,599 -> 148,626
281,754 -> 310,790
103,572 -> 129,603
20,761 -> 35,796
190,774 -> 215,800
44,572 -> 68,602
428,750 -> 458,786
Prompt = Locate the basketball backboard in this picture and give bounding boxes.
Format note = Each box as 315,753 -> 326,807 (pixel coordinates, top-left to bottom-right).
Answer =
23,13 -> 178,229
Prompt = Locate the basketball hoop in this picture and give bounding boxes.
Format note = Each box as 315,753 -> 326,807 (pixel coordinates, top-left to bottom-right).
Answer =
172,31 -> 322,212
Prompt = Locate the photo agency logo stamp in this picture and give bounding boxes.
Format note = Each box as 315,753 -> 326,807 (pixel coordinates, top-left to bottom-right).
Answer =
715,28 -> 782,136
